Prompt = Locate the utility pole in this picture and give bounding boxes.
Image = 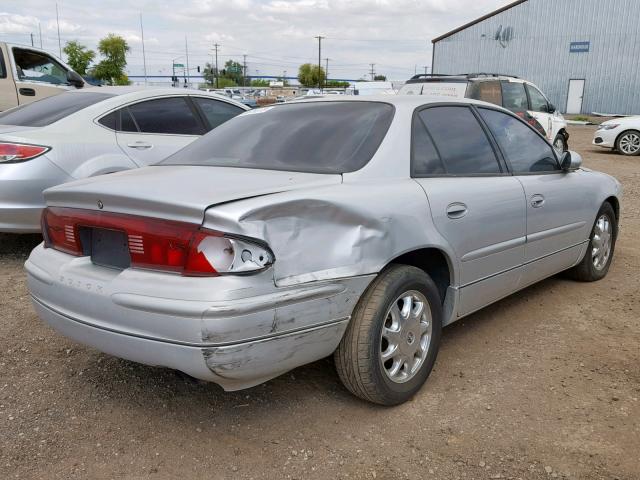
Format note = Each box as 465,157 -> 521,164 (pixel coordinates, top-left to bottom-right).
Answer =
423,65 -> 429,75
55,2 -> 62,59
324,58 -> 329,85
30,33 -> 34,47
38,22 -> 43,48
243,54 -> 247,87
140,14 -> 148,85
213,43 -> 220,89
185,36 -> 190,88
314,35 -> 324,90
370,63 -> 376,81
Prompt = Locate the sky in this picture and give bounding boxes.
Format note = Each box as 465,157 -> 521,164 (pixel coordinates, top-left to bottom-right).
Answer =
0,0 -> 510,81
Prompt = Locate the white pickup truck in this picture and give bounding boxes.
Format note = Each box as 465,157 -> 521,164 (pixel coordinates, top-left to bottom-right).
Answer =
0,42 -> 86,111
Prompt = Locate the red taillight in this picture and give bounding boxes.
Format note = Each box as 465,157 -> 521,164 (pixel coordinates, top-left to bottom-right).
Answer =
0,142 -> 50,163
42,207 -> 220,276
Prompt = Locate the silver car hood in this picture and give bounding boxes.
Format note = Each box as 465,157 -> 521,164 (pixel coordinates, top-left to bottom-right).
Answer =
43,165 -> 342,224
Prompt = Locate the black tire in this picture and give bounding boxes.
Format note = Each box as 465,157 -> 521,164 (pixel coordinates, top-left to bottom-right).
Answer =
553,133 -> 568,152
334,265 -> 442,405
615,130 -> 640,156
566,202 -> 617,281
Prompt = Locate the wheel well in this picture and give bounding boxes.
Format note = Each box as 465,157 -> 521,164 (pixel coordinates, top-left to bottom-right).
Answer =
389,248 -> 452,304
605,196 -> 620,221
615,129 -> 640,146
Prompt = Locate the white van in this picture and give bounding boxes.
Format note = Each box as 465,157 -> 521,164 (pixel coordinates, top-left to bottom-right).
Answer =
0,42 -> 86,111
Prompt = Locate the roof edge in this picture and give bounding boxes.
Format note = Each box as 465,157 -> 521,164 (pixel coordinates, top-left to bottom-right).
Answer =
431,0 -> 528,44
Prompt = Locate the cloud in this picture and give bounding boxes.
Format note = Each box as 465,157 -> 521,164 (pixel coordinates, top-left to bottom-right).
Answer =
0,13 -> 39,34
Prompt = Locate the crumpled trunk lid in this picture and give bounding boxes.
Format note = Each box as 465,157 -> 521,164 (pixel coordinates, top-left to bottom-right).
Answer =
43,165 -> 342,224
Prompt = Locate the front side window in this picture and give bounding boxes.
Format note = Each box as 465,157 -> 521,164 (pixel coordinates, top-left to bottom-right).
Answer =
501,82 -> 528,112
161,102 -> 394,174
0,92 -> 114,127
479,108 -> 559,173
466,81 -> 502,106
193,97 -> 244,130
13,48 -> 68,85
526,85 -> 549,112
415,106 -> 501,175
126,97 -> 203,135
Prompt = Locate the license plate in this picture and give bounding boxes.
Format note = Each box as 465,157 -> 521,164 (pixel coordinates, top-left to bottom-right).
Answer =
90,228 -> 130,269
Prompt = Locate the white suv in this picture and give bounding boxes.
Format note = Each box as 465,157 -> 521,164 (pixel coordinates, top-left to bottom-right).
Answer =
399,73 -> 569,151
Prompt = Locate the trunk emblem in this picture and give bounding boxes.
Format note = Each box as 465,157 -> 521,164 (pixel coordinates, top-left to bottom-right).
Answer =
97,200 -> 104,209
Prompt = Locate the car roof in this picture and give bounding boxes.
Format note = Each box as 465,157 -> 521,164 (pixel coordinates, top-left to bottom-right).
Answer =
405,73 -> 524,84
283,94 -> 497,109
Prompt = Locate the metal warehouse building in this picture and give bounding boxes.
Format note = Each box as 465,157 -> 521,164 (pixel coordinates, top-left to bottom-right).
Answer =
431,0 -> 640,115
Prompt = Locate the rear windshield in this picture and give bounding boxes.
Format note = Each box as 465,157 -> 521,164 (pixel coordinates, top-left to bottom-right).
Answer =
160,101 -> 394,174
0,92 -> 114,127
398,81 -> 467,99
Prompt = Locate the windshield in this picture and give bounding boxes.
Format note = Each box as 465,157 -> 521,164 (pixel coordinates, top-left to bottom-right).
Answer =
0,92 -> 115,127
161,101 -> 394,174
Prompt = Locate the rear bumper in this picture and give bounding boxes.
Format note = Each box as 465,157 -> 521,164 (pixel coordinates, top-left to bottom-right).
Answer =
26,245 -> 374,390
0,155 -> 73,232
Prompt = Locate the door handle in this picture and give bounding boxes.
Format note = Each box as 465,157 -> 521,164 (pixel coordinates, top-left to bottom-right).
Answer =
446,202 -> 468,219
127,141 -> 152,149
19,88 -> 35,96
530,194 -> 545,208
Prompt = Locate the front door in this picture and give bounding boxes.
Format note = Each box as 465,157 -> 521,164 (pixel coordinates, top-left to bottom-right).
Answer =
477,106 -> 591,286
411,105 -> 527,317
114,96 -> 204,166
566,79 -> 585,114
11,46 -> 73,106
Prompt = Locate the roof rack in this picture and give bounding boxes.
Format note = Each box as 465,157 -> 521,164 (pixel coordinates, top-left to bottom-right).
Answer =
464,73 -> 519,79
408,73 -> 464,80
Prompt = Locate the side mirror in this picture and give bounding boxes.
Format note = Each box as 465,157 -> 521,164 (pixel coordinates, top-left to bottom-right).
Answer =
66,70 -> 84,88
547,103 -> 556,114
560,150 -> 582,171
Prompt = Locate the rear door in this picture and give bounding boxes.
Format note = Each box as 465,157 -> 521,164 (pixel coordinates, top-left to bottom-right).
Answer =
525,83 -> 554,141
115,96 -> 205,166
0,44 -> 18,111
477,107 -> 591,286
411,105 -> 527,316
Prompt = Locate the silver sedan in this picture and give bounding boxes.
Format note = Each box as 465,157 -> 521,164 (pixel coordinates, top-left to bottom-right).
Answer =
25,96 -> 621,405
0,86 -> 248,232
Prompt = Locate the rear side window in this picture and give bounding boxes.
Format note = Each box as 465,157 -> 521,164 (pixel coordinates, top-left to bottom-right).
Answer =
501,82 -> 528,111
466,81 -> 502,106
479,108 -> 559,173
0,92 -> 114,127
414,106 -> 501,175
161,102 -> 394,174
193,97 -> 244,130
526,85 -> 549,112
98,111 -> 117,130
127,97 -> 203,135
0,49 -> 6,78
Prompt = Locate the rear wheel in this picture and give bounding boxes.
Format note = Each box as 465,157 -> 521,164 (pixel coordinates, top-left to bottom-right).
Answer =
334,265 -> 442,405
553,133 -> 568,152
615,130 -> 640,156
566,202 -> 617,281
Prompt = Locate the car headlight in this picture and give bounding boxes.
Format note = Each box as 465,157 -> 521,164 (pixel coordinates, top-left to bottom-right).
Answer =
599,124 -> 620,131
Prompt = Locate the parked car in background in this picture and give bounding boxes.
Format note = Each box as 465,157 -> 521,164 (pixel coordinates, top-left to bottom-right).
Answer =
398,73 -> 569,151
26,96 -> 621,405
0,86 -> 248,232
593,117 -> 640,156
0,42 -> 86,111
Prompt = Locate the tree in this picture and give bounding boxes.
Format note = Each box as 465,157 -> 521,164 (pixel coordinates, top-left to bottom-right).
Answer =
297,63 -> 325,88
374,74 -> 387,81
92,34 -> 130,86
250,79 -> 270,87
325,80 -> 350,88
63,40 -> 95,76
203,62 -> 216,86
221,60 -> 245,85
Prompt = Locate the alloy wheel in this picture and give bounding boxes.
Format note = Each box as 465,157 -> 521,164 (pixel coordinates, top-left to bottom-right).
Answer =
592,214 -> 613,271
619,132 -> 640,154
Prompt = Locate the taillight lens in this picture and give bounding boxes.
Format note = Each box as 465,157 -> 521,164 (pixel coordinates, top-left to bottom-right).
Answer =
42,207 -> 274,276
0,142 -> 50,163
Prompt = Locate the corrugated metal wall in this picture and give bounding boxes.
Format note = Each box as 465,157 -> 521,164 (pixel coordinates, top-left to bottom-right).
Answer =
432,0 -> 640,115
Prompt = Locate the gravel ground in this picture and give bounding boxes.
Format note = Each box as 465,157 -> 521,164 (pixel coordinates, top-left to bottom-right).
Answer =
1,125 -> 639,480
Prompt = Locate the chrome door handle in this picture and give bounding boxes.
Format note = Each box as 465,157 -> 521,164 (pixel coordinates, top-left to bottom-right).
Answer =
127,141 -> 152,149
531,194 -> 545,208
446,202 -> 468,219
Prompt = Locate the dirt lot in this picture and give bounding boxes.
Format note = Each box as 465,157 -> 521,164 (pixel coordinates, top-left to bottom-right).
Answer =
1,125 -> 638,480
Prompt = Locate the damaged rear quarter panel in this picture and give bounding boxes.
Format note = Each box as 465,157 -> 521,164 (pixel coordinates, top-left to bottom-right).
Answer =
203,178 -> 458,287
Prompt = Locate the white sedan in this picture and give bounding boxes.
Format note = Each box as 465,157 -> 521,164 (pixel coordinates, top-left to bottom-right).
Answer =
593,117 -> 640,156
0,86 -> 248,232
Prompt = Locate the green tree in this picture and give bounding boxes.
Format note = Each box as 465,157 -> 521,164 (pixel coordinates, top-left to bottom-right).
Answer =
203,62 -> 216,86
63,40 -> 95,76
250,79 -> 270,87
325,80 -> 350,88
221,60 -> 245,85
92,34 -> 130,85
297,63 -> 325,88
373,74 -> 387,81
